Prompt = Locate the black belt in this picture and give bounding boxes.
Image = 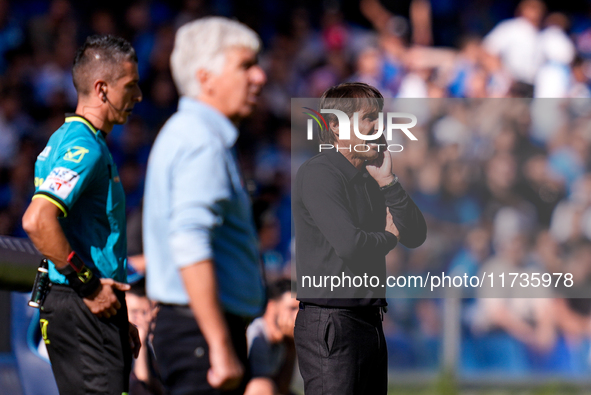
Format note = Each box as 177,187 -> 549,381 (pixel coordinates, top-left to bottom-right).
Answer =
157,303 -> 254,327
299,302 -> 387,320
50,283 -> 126,298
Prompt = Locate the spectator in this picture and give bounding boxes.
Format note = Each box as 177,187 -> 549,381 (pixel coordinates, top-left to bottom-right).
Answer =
126,279 -> 164,395
473,232 -> 556,372
245,279 -> 299,395
534,13 -> 576,98
483,0 -> 546,86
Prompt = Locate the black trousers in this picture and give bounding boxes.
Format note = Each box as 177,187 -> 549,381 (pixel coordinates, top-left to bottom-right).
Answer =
152,304 -> 250,395
39,284 -> 132,395
294,303 -> 388,395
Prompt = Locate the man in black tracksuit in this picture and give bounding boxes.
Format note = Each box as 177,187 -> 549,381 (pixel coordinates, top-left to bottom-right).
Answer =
293,82 -> 427,394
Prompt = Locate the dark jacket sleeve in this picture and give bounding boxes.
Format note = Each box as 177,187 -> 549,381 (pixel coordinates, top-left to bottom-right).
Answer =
383,183 -> 427,248
300,163 -> 398,260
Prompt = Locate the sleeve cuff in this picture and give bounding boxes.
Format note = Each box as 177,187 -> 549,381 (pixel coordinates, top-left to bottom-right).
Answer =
169,231 -> 213,268
385,231 -> 398,251
382,183 -> 406,206
32,192 -> 69,217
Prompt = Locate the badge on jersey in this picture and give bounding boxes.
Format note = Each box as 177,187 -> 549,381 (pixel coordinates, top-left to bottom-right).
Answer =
38,167 -> 80,200
63,146 -> 89,163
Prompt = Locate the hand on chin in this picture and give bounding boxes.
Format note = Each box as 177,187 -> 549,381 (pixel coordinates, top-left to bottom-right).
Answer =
366,148 -> 392,184
364,146 -> 383,164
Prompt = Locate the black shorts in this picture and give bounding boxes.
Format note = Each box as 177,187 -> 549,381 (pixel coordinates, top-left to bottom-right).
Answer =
152,304 -> 250,395
40,284 -> 132,395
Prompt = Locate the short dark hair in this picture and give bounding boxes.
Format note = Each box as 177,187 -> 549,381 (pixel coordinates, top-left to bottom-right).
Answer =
267,278 -> 293,301
318,82 -> 384,145
72,35 -> 138,96
128,277 -> 147,298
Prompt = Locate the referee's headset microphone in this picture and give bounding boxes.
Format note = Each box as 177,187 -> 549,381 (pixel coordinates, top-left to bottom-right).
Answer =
101,87 -> 126,114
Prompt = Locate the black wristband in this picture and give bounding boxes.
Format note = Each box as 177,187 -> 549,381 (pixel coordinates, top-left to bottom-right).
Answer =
57,252 -> 101,298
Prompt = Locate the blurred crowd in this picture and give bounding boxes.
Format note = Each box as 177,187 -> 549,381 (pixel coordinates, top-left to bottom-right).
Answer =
1,0 -> 591,384
380,98 -> 591,375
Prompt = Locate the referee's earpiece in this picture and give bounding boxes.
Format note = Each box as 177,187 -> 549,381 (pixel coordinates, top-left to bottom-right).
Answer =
100,84 -> 107,102
100,85 -> 125,113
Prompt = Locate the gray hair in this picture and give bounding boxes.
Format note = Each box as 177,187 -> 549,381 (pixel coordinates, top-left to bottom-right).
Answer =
170,17 -> 261,97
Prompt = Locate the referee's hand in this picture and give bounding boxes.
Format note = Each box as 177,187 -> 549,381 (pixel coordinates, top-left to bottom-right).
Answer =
83,278 -> 130,318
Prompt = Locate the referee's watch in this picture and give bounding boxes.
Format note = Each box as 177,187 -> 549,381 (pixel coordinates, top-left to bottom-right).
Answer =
56,251 -> 101,298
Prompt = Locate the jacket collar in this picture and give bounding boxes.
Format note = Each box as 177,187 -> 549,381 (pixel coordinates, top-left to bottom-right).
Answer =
178,96 -> 238,148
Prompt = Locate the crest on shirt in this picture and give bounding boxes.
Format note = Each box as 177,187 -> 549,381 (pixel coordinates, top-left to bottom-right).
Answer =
63,146 -> 89,163
39,167 -> 80,200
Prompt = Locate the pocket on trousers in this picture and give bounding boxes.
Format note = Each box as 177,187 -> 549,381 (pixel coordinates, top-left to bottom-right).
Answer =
322,313 -> 336,357
294,308 -> 305,330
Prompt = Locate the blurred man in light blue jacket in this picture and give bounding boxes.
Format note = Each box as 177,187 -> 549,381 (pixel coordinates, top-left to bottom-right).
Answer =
143,17 -> 267,395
